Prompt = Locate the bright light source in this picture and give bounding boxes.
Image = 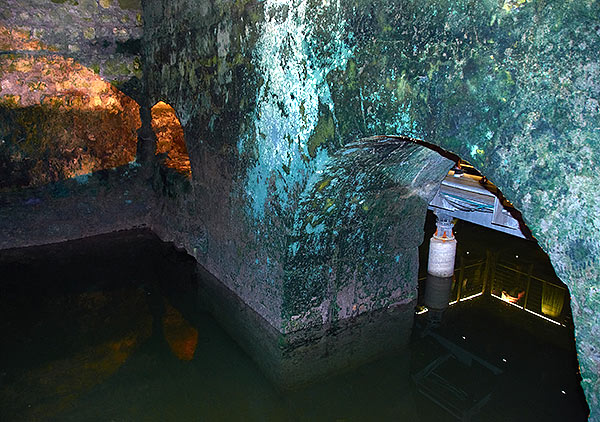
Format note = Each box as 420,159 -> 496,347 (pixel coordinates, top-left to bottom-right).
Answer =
502,358 -> 507,363
466,251 -> 470,255
493,293 -> 524,308
459,292 -> 483,302
523,307 -> 564,326
462,336 -> 466,340
152,101 -> 191,176
561,390 -> 566,395
515,255 -> 519,258
491,294 -> 565,326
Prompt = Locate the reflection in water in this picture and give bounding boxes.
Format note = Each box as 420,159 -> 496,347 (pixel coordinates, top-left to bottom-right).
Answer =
195,262 -> 415,391
0,228 -> 589,421
1,335 -> 142,421
412,332 -> 502,421
0,288 -> 152,421
422,274 -> 453,326
162,299 -> 198,361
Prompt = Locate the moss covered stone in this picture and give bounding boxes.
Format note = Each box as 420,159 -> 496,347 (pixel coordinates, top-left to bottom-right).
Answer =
130,0 -> 600,415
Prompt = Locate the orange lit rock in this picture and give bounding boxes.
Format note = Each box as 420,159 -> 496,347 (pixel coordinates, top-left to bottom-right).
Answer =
0,54 -> 140,189
162,300 -> 198,361
151,101 -> 191,177
0,25 -> 48,51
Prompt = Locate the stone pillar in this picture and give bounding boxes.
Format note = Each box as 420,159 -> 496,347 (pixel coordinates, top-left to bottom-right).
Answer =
136,100 -> 157,165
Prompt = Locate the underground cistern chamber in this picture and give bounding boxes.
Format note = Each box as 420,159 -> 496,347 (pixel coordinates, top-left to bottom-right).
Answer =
1,0 -> 599,420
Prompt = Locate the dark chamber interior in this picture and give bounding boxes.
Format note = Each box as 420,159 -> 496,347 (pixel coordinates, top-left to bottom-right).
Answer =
0,215 -> 589,421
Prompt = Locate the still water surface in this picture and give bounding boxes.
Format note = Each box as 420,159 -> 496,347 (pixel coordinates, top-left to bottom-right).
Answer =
0,221 -> 589,421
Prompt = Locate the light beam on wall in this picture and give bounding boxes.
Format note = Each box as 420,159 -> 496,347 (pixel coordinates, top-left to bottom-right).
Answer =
150,101 -> 191,177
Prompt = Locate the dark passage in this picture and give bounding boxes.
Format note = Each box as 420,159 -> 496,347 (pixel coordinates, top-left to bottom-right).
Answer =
0,225 -> 589,421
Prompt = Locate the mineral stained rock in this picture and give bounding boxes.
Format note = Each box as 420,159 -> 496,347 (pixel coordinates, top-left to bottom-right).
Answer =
1,0 -> 599,416
143,0 -> 600,415
0,0 -> 143,190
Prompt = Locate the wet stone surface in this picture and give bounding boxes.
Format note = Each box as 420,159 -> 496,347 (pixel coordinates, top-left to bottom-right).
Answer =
142,0 -> 600,414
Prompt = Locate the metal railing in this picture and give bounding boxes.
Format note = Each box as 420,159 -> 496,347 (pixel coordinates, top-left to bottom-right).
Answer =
419,251 -> 569,326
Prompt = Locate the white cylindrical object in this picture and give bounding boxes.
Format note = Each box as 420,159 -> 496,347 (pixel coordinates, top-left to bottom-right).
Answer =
427,237 -> 457,277
424,274 -> 453,310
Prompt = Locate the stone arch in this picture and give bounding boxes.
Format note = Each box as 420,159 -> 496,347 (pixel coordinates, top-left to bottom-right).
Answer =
141,0 -> 599,413
150,101 -> 191,177
421,156 -> 575,326
282,136 -> 453,331
283,134 -> 576,331
280,134 -> 586,416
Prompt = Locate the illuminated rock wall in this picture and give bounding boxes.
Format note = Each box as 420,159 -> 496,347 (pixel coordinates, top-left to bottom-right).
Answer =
151,101 -> 191,176
143,1 -> 451,335
0,0 -> 143,85
143,0 -> 600,415
0,0 -> 143,190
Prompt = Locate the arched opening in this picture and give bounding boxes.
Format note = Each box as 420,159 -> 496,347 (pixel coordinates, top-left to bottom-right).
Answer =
417,158 -> 570,322
414,157 -> 589,420
150,101 -> 191,177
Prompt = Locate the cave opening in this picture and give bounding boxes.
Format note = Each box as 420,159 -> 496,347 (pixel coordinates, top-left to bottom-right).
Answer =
150,101 -> 191,177
414,157 -> 590,420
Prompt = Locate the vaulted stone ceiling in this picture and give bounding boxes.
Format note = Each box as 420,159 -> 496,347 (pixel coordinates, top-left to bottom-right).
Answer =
143,0 -> 600,415
1,0 -> 599,417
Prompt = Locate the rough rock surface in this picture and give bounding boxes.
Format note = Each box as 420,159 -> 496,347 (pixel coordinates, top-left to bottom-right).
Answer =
143,0 -> 600,415
0,162 -> 154,249
0,0 -> 143,86
282,137 -> 451,331
0,0 -> 143,190
1,0 -> 599,416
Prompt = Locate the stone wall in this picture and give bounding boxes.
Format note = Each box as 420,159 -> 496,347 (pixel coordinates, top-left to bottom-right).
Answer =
142,0 -> 600,415
0,0 -> 143,190
0,0 -> 597,415
281,137 -> 451,331
0,163 -> 154,250
143,0 -> 451,334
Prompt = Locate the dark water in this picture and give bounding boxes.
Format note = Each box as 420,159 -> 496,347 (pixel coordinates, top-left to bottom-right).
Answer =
0,222 -> 589,421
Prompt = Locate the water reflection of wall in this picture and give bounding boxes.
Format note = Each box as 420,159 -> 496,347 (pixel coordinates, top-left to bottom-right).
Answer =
162,298 -> 198,361
0,287 -> 153,421
195,263 -> 414,390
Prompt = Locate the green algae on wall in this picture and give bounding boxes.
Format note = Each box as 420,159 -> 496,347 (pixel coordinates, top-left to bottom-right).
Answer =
117,0 -> 142,10
327,0 -> 600,415
142,0 -> 292,328
241,0 -> 352,219
282,137 -> 452,331
142,0 -> 600,415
